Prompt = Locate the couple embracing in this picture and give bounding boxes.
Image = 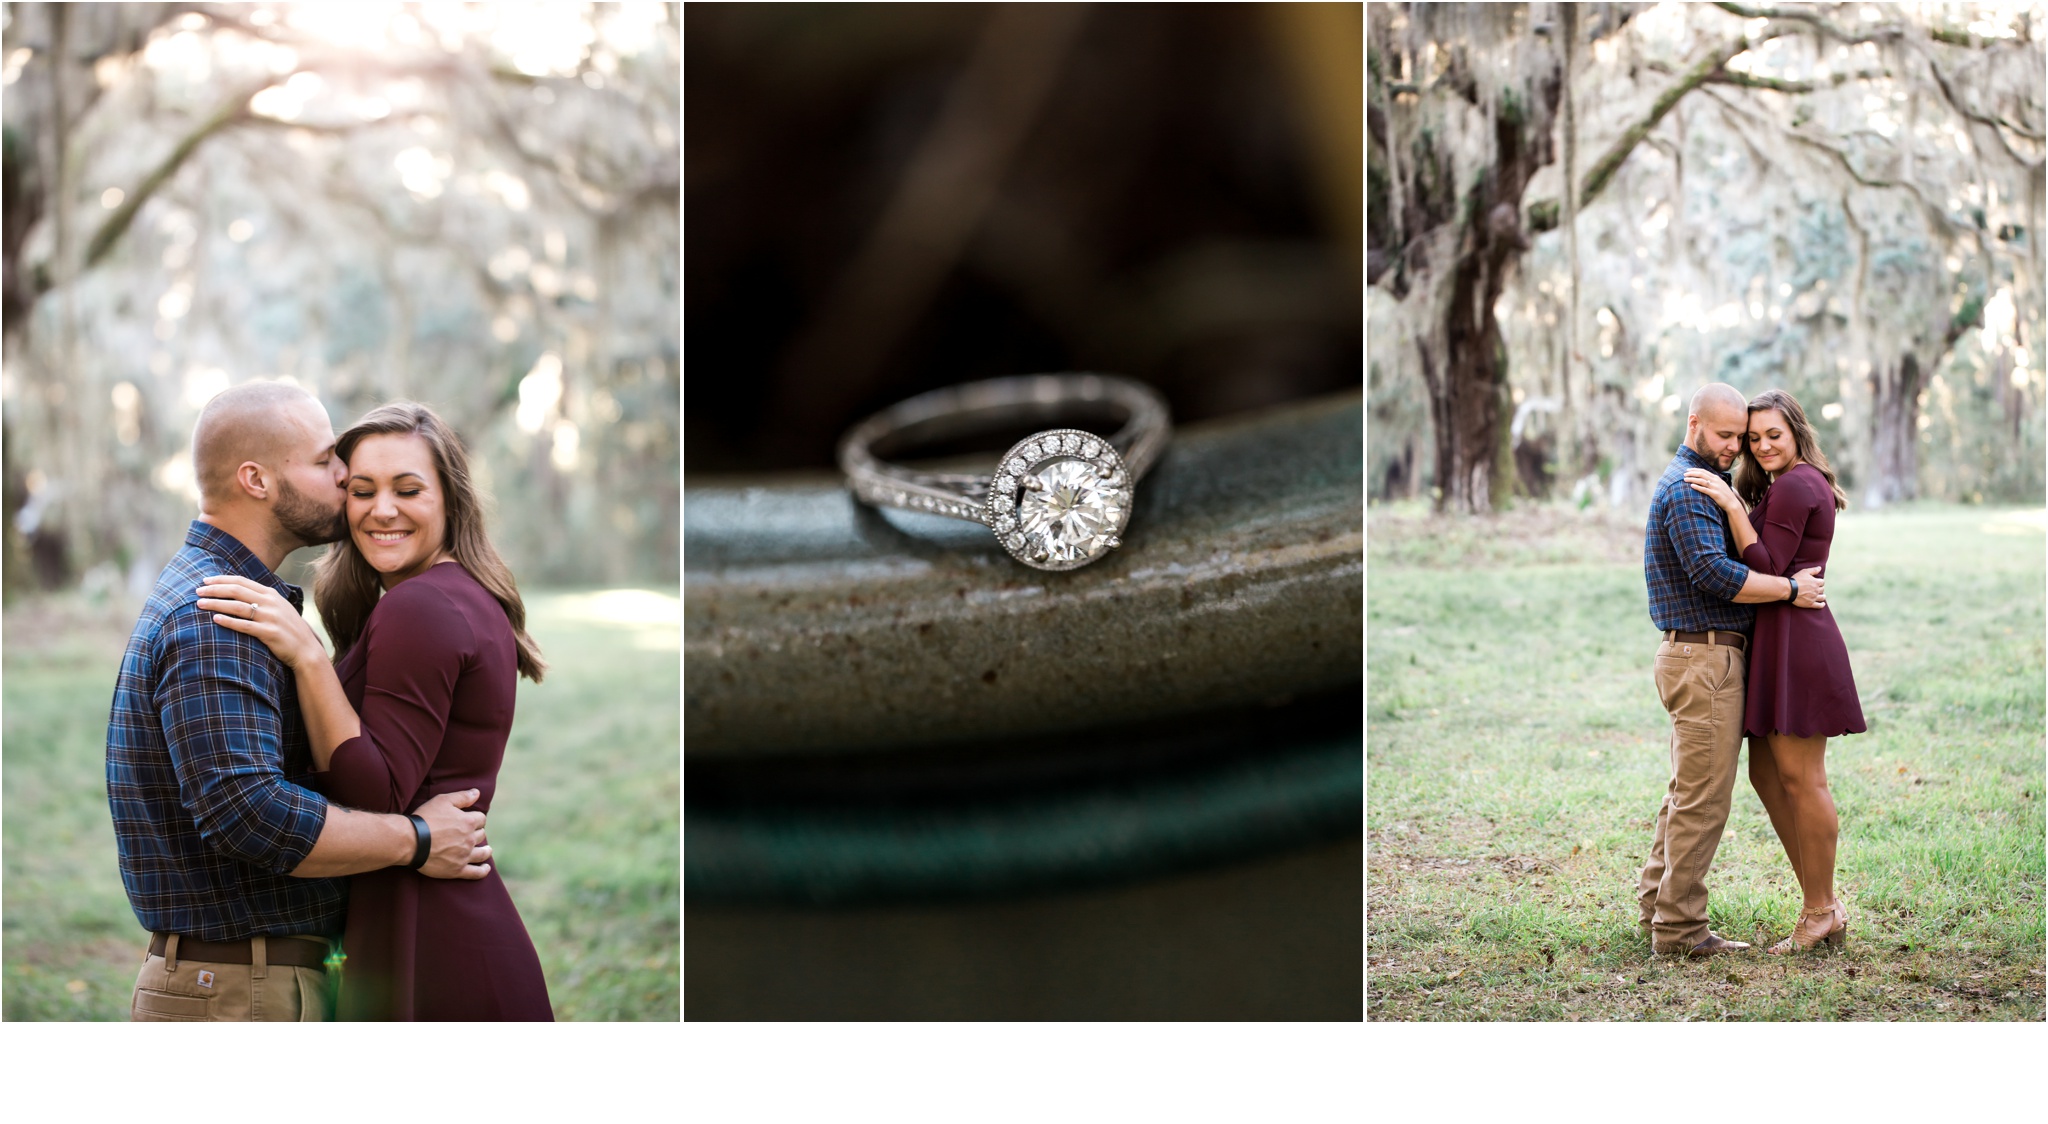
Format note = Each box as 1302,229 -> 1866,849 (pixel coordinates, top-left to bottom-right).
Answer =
1639,383 -> 1866,958
108,381 -> 552,1020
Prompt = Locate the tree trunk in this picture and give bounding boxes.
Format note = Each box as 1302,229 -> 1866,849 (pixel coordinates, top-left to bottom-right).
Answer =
1367,3 -> 1578,515
1423,254 -> 1514,513
1866,351 -> 1923,506
1864,285 -> 1985,506
1995,348 -> 2024,441
1420,78 -> 1559,514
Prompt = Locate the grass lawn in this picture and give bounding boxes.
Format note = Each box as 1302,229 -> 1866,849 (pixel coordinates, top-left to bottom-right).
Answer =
1367,502 -> 2046,1021
2,587 -> 679,1021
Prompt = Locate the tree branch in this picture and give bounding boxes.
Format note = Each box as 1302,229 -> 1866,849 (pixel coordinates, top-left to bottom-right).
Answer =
1711,3 -> 1990,48
81,82 -> 268,271
1699,85 -> 1974,237
1713,3 -> 1889,44
1530,23 -> 1900,233
1926,25 -> 1991,48
1706,71 -> 1813,93
1583,40 -> 1744,206
68,51 -> 493,283
1527,3 -> 2037,235
238,115 -> 394,138
1653,57 -> 1893,86
1913,42 -> 2045,157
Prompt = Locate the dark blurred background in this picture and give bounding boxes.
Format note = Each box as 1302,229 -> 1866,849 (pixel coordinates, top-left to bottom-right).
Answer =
683,1 -> 1362,473
682,2 -> 1364,1020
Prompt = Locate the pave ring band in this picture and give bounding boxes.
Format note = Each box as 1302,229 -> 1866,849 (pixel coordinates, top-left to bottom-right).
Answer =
838,373 -> 1172,571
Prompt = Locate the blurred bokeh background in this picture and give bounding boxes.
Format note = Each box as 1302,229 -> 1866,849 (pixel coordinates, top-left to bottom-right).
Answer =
2,2 -> 678,1020
5,1 -> 678,594
685,0 -> 1363,474
1368,1 -> 2044,514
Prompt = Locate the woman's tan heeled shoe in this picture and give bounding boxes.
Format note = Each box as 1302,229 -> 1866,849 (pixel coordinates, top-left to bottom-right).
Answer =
1766,900 -> 1847,954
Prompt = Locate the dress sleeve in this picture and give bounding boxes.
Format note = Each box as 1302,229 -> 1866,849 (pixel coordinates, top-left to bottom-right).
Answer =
321,581 -> 476,814
1740,471 -> 1816,576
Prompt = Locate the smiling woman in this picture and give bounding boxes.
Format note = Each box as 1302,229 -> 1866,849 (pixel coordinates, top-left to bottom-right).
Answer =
312,403 -> 547,682
347,432 -> 453,586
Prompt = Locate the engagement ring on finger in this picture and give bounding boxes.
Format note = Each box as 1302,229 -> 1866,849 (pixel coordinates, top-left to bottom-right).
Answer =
837,373 -> 1171,571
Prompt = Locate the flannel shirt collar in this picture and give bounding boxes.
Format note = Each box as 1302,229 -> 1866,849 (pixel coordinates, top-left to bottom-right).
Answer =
1673,443 -> 1733,484
185,520 -> 304,614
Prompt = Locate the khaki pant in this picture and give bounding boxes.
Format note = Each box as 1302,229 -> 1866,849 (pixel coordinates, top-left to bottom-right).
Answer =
1637,636 -> 1746,950
130,935 -> 332,1022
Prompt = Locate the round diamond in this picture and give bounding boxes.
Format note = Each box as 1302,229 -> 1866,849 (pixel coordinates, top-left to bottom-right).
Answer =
994,473 -> 1014,493
1016,458 -> 1125,563
995,513 -> 1016,532
1007,457 -> 1028,476
1080,438 -> 1100,457
993,492 -> 1014,513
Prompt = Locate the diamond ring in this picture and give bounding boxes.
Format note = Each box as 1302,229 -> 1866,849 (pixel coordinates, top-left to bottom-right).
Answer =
837,374 -> 1172,571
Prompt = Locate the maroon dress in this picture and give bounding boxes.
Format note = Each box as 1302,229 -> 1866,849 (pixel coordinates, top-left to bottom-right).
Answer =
1740,463 -> 1866,739
320,561 -> 552,1021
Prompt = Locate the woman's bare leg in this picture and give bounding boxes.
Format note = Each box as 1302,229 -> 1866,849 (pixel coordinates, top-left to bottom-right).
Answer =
1748,734 -> 1804,889
1767,732 -> 1837,910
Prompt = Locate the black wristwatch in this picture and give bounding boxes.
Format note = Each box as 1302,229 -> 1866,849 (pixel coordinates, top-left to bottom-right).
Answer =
1786,576 -> 1799,603
406,813 -> 432,869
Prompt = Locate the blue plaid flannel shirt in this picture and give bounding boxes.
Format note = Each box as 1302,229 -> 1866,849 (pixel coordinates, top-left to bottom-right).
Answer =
106,521 -> 346,941
1644,444 -> 1755,634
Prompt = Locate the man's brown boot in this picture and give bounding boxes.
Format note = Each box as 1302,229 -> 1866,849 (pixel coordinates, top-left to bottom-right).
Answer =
1653,931 -> 1751,958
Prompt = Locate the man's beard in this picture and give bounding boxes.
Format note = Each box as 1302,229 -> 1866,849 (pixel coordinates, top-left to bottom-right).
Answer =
275,476 -> 347,546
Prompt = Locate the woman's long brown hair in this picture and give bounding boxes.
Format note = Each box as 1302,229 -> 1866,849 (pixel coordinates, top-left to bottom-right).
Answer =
313,401 -> 547,682
1732,388 -> 1850,513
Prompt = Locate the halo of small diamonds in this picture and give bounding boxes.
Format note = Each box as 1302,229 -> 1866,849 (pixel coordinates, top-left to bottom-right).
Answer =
984,428 -> 1132,571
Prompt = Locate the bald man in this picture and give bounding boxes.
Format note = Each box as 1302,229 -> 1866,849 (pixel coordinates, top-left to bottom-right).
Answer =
1638,383 -> 1827,958
107,381 -> 493,1021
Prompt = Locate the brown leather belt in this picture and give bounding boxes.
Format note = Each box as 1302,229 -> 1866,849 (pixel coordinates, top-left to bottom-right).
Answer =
1664,629 -> 1747,652
148,933 -> 332,968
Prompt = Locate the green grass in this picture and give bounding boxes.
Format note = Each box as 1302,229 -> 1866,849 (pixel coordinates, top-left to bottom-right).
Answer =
1367,502 -> 2046,1021
2,587 -> 679,1021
